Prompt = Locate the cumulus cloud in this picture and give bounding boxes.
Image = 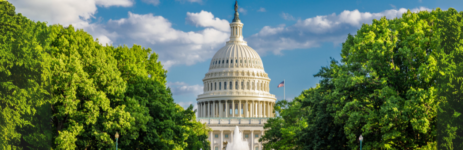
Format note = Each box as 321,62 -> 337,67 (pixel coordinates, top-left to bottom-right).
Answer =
239,8 -> 247,14
9,0 -> 133,28
103,12 -> 229,68
246,7 -> 431,55
257,7 -> 266,12
186,10 -> 230,32
168,82 -> 204,96
281,12 -> 295,20
142,0 -> 160,6
11,0 -> 230,69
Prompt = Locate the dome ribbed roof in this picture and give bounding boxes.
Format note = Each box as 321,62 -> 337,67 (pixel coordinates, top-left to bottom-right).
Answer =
212,44 -> 261,60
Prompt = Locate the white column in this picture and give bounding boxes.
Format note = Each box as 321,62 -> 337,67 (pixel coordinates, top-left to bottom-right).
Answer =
210,131 -> 213,150
219,101 -> 223,117
206,102 -> 211,117
198,102 -> 201,117
225,100 -> 228,117
232,100 -> 235,117
239,100 -> 242,117
213,101 -> 216,117
245,100 -> 248,117
249,101 -> 255,117
201,102 -> 204,117
264,102 -> 266,117
223,130 -> 227,150
259,101 -> 262,117
251,130 -> 254,149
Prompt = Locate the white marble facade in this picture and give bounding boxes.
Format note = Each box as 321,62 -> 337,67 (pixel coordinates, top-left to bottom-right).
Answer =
196,2 -> 276,150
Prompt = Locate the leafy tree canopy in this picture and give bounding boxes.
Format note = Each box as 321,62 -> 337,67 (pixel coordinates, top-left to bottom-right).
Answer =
0,1 -> 210,149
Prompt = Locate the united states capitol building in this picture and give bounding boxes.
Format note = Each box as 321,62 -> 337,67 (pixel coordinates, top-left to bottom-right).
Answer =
196,2 -> 276,150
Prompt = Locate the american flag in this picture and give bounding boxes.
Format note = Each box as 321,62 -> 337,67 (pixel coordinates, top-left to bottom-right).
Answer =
277,81 -> 284,88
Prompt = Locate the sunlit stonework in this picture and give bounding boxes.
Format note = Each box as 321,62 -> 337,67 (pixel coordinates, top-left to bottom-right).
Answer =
196,1 -> 276,150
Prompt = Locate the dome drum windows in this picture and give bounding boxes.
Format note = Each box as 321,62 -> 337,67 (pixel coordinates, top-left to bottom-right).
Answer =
224,82 -> 226,90
229,82 -> 232,90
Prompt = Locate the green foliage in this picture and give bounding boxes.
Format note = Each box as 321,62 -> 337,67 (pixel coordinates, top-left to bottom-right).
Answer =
0,1 -> 210,149
263,8 -> 463,150
434,8 -> 463,150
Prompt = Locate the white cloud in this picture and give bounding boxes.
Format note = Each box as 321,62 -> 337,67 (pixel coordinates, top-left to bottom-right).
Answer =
9,0 -> 133,28
103,11 -> 229,68
281,12 -> 295,20
186,10 -> 230,32
176,0 -> 202,4
239,8 -> 247,14
96,0 -> 133,8
390,4 -> 396,9
246,7 -> 431,55
257,7 -> 266,12
142,0 -> 160,6
168,82 -> 204,96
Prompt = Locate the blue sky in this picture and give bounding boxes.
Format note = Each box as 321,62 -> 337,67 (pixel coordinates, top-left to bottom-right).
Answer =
10,0 -> 463,111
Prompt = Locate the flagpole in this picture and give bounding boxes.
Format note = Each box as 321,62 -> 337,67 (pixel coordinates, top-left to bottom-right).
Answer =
284,79 -> 285,100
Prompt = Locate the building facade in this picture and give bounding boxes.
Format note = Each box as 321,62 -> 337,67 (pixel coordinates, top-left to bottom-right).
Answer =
196,2 -> 276,150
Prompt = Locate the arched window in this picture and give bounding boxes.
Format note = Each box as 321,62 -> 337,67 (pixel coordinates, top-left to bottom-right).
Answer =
241,82 -> 244,90
215,82 -> 217,90
224,82 -> 226,90
219,82 -> 221,90
230,82 -> 232,90
211,83 -> 213,91
231,59 -> 233,63
235,82 -> 238,90
218,60 -> 220,64
222,60 -> 224,64
236,59 -> 238,63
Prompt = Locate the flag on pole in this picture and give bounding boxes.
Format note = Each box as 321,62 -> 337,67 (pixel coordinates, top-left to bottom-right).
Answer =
277,81 -> 285,88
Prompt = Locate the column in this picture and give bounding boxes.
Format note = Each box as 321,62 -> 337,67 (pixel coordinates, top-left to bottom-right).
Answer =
263,102 -> 266,117
220,130 -> 224,150
210,131 -> 213,150
239,100 -> 242,117
245,100 -> 248,117
225,100 -> 228,117
251,101 -> 254,117
259,101 -> 262,117
212,101 -> 216,117
198,102 -> 201,117
201,102 -> 204,117
219,101 -> 223,117
251,130 -> 254,149
208,102 -> 211,117
232,100 -> 235,117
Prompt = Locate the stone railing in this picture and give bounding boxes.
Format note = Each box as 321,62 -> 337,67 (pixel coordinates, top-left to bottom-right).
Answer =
198,91 -> 275,98
197,117 -> 274,125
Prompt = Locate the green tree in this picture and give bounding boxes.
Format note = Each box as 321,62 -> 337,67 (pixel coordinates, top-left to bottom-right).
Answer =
263,8 -> 463,150
434,8 -> 463,150
0,1 -> 211,149
0,1 -> 53,149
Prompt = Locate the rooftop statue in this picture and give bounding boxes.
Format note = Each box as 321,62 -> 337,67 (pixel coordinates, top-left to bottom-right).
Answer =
232,0 -> 240,22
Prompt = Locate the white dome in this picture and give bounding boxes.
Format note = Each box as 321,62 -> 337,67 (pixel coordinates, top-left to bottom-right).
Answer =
209,43 -> 264,70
